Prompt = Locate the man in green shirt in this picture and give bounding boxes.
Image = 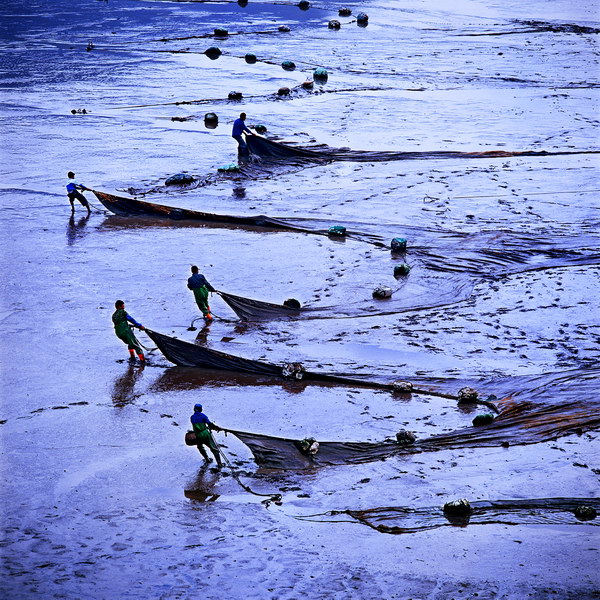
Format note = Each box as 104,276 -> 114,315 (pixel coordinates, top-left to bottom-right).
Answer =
190,404 -> 223,467
187,265 -> 216,323
112,300 -> 145,362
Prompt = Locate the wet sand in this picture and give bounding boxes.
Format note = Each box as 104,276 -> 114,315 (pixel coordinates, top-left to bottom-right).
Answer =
1,0 -> 599,598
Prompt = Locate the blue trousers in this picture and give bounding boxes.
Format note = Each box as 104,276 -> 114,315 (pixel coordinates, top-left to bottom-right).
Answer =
233,134 -> 248,153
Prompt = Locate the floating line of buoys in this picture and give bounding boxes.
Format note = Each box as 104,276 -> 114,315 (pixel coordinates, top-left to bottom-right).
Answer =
356,12 -> 369,26
204,112 -> 218,128
391,237 -> 407,252
395,430 -> 416,445
165,173 -> 195,186
328,225 -> 346,236
314,67 -> 328,81
472,413 -> 495,426
457,387 -> 480,404
443,499 -> 472,517
574,506 -> 598,521
217,163 -> 241,173
392,380 -> 414,393
205,46 -> 221,59
373,285 -> 393,299
394,264 -> 411,277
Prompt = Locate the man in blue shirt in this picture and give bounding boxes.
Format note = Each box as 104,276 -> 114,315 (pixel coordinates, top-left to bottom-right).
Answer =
190,404 -> 223,467
187,265 -> 216,322
231,112 -> 253,155
66,171 -> 91,214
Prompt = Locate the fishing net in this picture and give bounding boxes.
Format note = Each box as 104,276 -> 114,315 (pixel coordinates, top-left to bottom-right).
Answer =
330,498 -> 600,534
246,135 -> 599,164
145,329 -> 282,376
226,397 -> 599,469
218,290 -> 305,321
144,329 -> 425,391
92,190 -> 316,232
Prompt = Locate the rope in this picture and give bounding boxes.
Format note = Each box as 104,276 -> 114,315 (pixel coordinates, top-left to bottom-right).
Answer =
188,315 -> 205,330
188,314 -> 232,330
453,189 -> 600,200
188,295 -> 238,329
85,190 -> 111,214
212,430 -> 282,502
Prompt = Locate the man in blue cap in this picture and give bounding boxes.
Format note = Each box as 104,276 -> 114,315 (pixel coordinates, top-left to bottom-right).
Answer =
190,404 -> 223,467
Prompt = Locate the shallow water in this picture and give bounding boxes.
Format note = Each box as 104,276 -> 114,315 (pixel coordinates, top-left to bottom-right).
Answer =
1,0 -> 599,598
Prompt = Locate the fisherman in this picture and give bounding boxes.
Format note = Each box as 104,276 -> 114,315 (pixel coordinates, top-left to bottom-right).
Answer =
190,404 -> 223,467
231,112 -> 253,155
187,265 -> 216,323
66,171 -> 91,214
112,300 -> 146,363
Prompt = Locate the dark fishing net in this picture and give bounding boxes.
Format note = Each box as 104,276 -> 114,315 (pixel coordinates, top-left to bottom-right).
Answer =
247,135 -> 600,163
217,281 -> 475,321
145,329 -> 283,376
145,329 -> 599,469
217,290 -> 305,321
322,499 -> 600,534
92,190 -> 315,232
144,330 -> 466,397
144,329 -> 387,387
92,190 -> 387,247
227,429 -> 399,469
227,396 -> 600,469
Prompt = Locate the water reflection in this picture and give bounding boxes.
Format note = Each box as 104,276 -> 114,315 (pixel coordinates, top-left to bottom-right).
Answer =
184,464 -> 221,502
111,363 -> 145,407
149,366 -> 290,392
232,186 -> 246,199
66,214 -> 90,246
194,324 -> 211,345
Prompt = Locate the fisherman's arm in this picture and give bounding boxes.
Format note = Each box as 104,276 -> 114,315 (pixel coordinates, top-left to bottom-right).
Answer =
196,274 -> 215,292
199,412 -> 221,431
126,313 -> 145,329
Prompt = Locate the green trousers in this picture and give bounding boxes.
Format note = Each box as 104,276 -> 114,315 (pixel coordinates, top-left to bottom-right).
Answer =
193,285 -> 210,316
115,323 -> 142,353
193,425 -> 218,451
